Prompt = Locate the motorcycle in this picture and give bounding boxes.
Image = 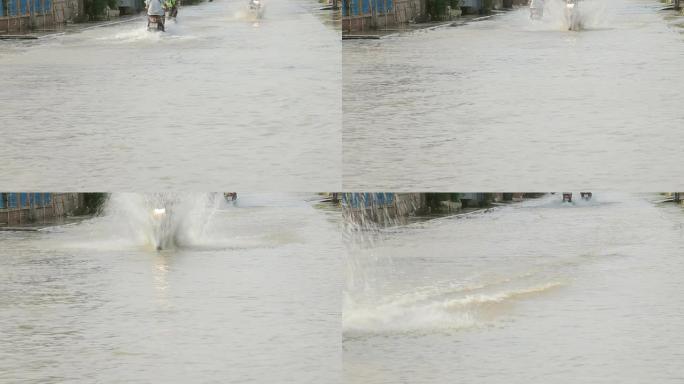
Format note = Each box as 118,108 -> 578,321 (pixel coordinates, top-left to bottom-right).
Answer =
165,1 -> 179,22
562,192 -> 573,203
248,0 -> 264,19
147,14 -> 165,32
529,7 -> 543,19
565,0 -> 581,31
151,207 -> 173,250
529,0 -> 544,19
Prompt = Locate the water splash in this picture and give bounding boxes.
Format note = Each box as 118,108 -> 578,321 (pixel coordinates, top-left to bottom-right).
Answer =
343,282 -> 563,335
520,0 -> 615,32
342,194 -> 574,336
92,23 -> 197,44
104,192 -> 224,250
343,193 -> 420,296
233,3 -> 267,22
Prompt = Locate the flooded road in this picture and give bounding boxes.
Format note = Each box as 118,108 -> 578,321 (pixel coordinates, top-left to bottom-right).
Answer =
344,193 -> 684,383
343,1 -> 684,190
0,0 -> 340,190
0,193 -> 341,383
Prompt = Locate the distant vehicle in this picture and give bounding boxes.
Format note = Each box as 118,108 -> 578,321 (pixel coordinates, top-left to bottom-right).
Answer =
224,192 -> 238,202
151,207 -> 171,250
580,192 -> 592,200
147,14 -> 165,31
147,193 -> 183,250
562,192 -> 572,202
248,0 -> 264,18
146,0 -> 166,31
529,0 -> 544,19
565,0 -> 581,30
165,0 -> 179,23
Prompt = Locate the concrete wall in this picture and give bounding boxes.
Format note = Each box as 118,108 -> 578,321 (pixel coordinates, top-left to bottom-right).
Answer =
344,193 -> 542,225
0,14 -> 56,33
343,0 -> 519,31
343,193 -> 427,225
0,0 -> 79,33
55,0 -> 79,22
0,193 -> 84,226
342,0 -> 423,32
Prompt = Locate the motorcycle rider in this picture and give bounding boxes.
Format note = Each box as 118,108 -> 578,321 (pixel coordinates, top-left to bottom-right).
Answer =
529,0 -> 544,19
165,0 -> 178,19
146,0 -> 166,31
564,0 -> 579,30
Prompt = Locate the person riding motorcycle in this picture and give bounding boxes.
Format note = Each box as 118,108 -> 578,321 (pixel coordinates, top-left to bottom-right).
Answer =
165,0 -> 178,19
529,0 -> 544,19
564,0 -> 580,30
146,0 -> 166,31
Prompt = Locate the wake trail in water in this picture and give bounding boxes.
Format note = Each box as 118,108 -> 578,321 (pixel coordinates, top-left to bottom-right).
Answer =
343,281 -> 563,335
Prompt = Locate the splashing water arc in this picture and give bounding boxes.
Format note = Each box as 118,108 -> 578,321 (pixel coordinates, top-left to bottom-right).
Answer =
103,193 -> 224,250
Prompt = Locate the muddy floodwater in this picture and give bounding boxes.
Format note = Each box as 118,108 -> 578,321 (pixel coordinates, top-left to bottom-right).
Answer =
343,1 -> 684,190
344,193 -> 684,383
0,0 -> 340,190
0,193 -> 341,383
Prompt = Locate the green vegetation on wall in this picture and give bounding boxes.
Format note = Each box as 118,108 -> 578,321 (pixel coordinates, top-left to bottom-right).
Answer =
426,0 -> 459,19
481,0 -> 492,12
84,0 -> 118,20
81,193 -> 109,215
425,193 -> 461,211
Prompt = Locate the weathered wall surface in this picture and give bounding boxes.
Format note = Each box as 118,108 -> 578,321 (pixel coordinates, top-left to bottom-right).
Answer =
1,0 -> 80,33
0,193 -> 85,226
343,193 -> 542,225
342,193 -> 427,225
342,0 -> 424,32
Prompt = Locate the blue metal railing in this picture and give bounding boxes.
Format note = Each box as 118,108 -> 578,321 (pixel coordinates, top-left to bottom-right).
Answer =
343,0 -> 393,16
8,193 -> 18,209
0,193 -> 53,209
343,193 -> 396,209
3,0 -> 52,16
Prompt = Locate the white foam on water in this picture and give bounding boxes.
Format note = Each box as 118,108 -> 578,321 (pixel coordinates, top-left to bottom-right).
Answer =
51,193 -> 315,253
234,4 -> 267,21
110,192 -> 226,250
57,193 -> 225,251
343,282 -> 563,335
518,0 -> 616,32
91,22 -> 198,44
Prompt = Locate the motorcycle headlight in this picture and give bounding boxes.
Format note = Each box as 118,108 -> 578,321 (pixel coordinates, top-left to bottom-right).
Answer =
153,208 -> 166,217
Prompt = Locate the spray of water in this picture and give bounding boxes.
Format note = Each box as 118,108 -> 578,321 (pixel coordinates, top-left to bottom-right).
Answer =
343,193 -> 421,296
524,0 -> 612,31
233,2 -> 266,21
89,21 -> 200,44
343,194 -> 448,335
103,192 -> 224,251
343,282 -> 562,335
342,194 -> 571,336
